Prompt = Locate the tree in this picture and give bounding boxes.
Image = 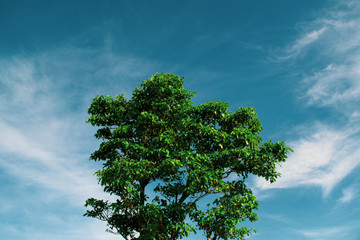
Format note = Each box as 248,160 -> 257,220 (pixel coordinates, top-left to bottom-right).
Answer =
84,73 -> 292,240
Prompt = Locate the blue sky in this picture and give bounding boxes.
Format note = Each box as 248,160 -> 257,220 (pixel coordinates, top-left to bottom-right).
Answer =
1,0 -> 360,239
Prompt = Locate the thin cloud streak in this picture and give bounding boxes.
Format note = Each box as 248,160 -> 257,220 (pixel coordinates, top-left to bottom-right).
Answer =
296,226 -> 350,239
275,27 -> 327,61
261,213 -> 292,224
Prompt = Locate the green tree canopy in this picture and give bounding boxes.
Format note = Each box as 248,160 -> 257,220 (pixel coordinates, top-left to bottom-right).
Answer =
84,73 -> 292,240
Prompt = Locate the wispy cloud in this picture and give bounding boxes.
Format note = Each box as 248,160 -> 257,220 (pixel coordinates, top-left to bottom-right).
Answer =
286,1 -> 360,107
257,0 -> 360,197
338,184 -> 359,204
280,0 -> 360,115
0,43 -> 157,239
0,219 -> 120,240
275,27 -> 327,61
302,55 -> 360,116
295,217 -> 360,240
0,121 -> 102,204
0,55 -> 103,205
274,1 -> 360,62
296,226 -> 350,239
256,123 -> 360,197
261,213 -> 292,224
0,45 -> 158,201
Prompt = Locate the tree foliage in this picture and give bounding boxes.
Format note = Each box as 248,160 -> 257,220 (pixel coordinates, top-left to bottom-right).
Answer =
84,73 -> 292,240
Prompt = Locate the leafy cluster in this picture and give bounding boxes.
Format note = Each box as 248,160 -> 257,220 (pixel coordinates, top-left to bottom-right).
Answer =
84,73 -> 292,240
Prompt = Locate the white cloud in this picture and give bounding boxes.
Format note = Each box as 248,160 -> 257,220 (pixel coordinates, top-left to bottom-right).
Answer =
255,123 -> 360,197
274,1 -> 360,61
0,39 -> 161,240
0,45 -> 157,187
258,0 -> 360,198
338,185 -> 359,204
0,58 -> 108,206
297,226 -> 350,240
287,1 -> 360,114
0,46 -> 160,206
302,56 -> 360,113
0,218 -> 121,240
277,27 -> 327,61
